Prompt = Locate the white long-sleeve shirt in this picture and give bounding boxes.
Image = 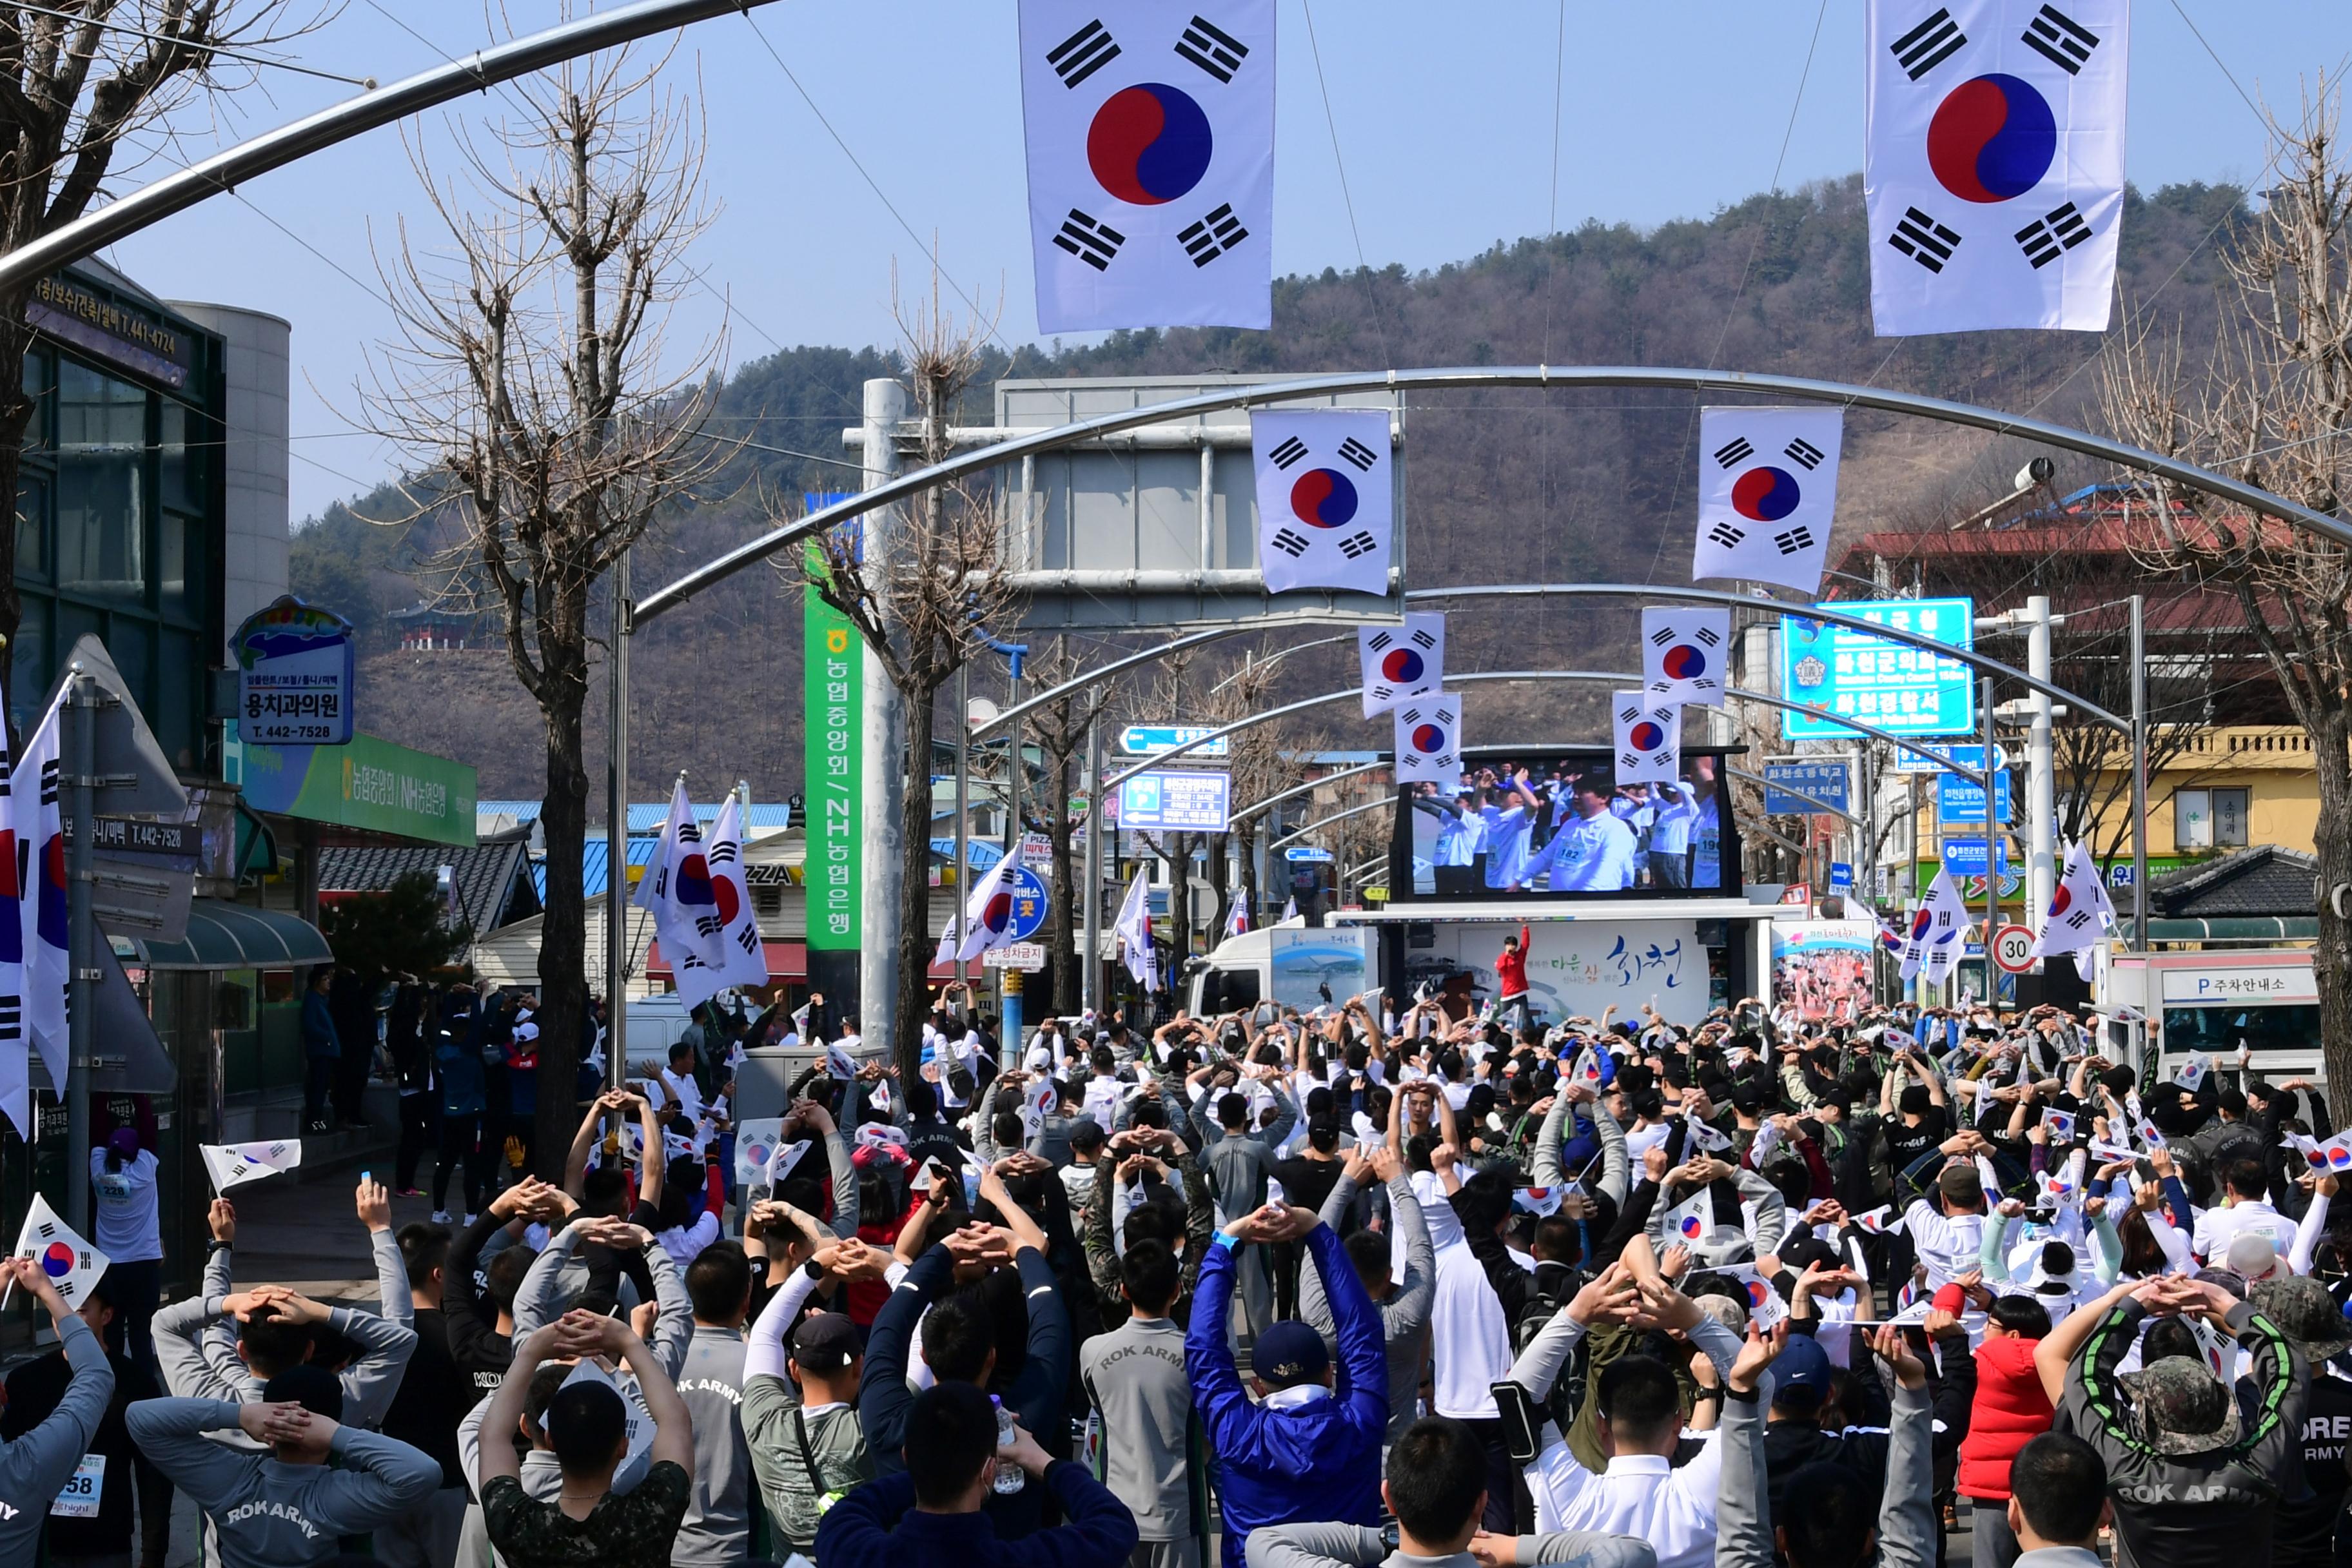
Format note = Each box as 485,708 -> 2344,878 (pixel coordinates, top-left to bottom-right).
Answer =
1901,1198 -> 1985,1291
2191,1197 -> 2298,1262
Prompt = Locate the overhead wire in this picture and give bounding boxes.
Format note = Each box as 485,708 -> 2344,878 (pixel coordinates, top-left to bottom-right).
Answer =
1299,0 -> 1391,368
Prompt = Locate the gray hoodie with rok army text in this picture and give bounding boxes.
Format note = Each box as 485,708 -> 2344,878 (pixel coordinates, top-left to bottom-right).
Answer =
0,1313 -> 114,1561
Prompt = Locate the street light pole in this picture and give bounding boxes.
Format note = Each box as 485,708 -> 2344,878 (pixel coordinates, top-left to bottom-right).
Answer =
2024,595 -> 2057,941
859,378 -> 908,1053
604,549 -> 629,1088
2130,594 -> 2149,949
1082,715 -> 1103,1015
1980,674 -> 1997,1005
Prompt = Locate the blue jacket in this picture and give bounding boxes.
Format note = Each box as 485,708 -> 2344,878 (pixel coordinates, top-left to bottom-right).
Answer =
435,997 -> 485,1118
301,991 -> 340,1060
814,1463 -> 1135,1568
858,1241 -> 1070,1540
1186,1222 -> 1386,1568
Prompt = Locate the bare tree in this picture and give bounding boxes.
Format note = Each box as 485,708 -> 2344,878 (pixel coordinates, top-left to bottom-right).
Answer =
0,0 -> 329,718
1201,649 -> 1303,932
799,274 -> 1012,1077
1015,636 -> 1109,1015
363,47 -> 723,1171
2098,83 -> 2352,1083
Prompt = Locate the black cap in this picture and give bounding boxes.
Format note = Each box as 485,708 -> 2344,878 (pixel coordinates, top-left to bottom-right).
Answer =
791,1311 -> 861,1372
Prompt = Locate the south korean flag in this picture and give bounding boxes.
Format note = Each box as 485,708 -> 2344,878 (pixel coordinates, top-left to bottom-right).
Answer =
1691,407 -> 1845,595
1359,613 -> 1444,717
1253,409 -> 1395,596
1867,0 -> 2129,334
2030,840 -> 2111,958
1019,0 -> 1274,333
1612,691 -> 1681,787
1393,696 -> 1462,787
1641,606 -> 1730,708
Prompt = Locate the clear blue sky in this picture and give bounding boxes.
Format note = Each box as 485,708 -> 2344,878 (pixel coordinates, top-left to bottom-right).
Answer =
100,0 -> 2349,524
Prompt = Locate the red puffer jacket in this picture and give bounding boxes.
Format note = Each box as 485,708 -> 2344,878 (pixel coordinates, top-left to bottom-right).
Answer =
1956,1332 -> 2055,1500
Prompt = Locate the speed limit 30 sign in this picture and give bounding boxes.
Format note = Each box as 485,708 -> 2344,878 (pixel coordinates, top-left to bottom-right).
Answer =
1992,924 -> 2037,975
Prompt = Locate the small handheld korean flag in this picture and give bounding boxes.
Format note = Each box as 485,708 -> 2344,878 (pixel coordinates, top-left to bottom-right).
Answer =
2296,1130 -> 2352,1173
1692,407 -> 1845,594
1019,0 -> 1274,333
732,1117 -> 787,1190
1718,1264 -> 1790,1331
2175,1052 -> 2211,1093
1683,1113 -> 1732,1154
558,1360 -> 652,1465
1612,691 -> 1681,787
1252,409 -> 1394,596
1514,1186 -> 1565,1218
2039,1107 -> 2077,1144
825,1042 -> 857,1081
1850,1205 -> 1898,1235
2030,842 -> 2110,958
200,1139 -> 302,1193
1665,1188 -> 1712,1248
13,1194 -> 105,1308
1641,606 -> 1730,707
1866,0 -> 2129,335
1359,614 -> 1445,717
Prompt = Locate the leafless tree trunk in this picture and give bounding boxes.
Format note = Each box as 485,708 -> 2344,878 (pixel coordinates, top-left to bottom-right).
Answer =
362,48 -> 722,1174
0,0 -> 325,730
1021,636 -> 1112,1015
798,273 -> 1012,1079
2099,81 -> 2352,1086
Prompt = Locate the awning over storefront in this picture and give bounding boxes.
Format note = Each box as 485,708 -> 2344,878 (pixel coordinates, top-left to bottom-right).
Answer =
114,899 -> 332,970
645,938 -> 808,983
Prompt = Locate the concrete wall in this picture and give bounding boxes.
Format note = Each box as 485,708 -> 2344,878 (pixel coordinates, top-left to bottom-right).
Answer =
164,302 -> 290,652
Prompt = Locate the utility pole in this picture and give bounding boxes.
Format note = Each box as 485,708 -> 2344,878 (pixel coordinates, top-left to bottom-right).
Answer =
1979,674 -> 1997,1006
603,548 -> 629,1087
1081,714 -> 1104,1015
2129,594 -> 2148,949
2022,594 -> 2059,941
954,664 -> 969,988
859,377 -> 908,1054
63,671 -> 99,1233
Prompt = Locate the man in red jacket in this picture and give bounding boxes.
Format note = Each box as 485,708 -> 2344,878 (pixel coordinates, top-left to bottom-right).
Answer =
1495,926 -> 1533,1034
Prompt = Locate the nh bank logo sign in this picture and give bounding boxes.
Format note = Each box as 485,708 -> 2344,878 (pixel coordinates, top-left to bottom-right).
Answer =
826,627 -> 850,654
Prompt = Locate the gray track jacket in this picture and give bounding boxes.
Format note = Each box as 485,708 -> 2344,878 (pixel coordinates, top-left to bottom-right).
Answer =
0,1313 -> 114,1558
1299,1169 -> 1436,1440
152,1242 -> 418,1432
1712,1366 -> 1937,1568
1244,1522 -> 1656,1568
126,1396 -> 440,1568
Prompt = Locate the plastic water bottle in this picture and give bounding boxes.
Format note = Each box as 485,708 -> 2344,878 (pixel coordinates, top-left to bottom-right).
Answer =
992,1396 -> 1026,1494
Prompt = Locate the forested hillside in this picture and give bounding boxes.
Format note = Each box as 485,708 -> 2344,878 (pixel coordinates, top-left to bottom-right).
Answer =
293,175 -> 2247,799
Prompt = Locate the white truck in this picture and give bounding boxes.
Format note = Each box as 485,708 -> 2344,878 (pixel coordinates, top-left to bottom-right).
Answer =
2100,947 -> 2322,1082
1181,899 -> 1790,1026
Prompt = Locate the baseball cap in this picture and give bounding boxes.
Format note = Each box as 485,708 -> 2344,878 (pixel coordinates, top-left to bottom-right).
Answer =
1770,1333 -> 1834,1410
2225,1233 -> 2280,1284
2118,1356 -> 2241,1455
2253,1275 -> 2352,1360
1251,1320 -> 1331,1389
790,1312 -> 861,1373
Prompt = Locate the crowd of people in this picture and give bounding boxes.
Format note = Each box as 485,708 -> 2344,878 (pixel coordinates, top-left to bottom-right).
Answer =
12,985 -> 2352,1568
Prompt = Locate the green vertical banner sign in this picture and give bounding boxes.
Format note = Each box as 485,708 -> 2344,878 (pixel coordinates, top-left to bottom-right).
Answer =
804,545 -> 862,954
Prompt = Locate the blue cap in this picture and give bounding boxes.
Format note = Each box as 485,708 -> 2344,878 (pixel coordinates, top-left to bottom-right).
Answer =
1771,1333 -> 1834,1408
1251,1320 -> 1331,1389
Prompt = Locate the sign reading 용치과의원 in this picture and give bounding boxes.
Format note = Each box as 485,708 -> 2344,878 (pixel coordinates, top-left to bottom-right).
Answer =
233,596 -> 355,746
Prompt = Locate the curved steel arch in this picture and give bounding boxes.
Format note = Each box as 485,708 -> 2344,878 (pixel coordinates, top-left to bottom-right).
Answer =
1271,796 -> 1393,852
1229,758 -> 1391,828
1102,669 -> 1990,790
640,366 -> 2352,622
0,0 -> 787,295
977,578 -> 2102,743
1407,583 -> 2126,733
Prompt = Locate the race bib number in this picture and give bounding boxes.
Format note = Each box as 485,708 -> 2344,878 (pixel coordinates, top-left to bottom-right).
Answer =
52,1453 -> 102,1517
92,1174 -> 131,1201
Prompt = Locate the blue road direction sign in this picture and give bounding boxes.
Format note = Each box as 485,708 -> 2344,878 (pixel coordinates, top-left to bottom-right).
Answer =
1828,862 -> 1854,892
1762,760 -> 1851,816
1284,846 -> 1335,863
1119,725 -> 1229,758
1941,838 -> 2010,878
1117,769 -> 1232,831
1004,865 -> 1050,941
1937,768 -> 2014,825
1779,596 -> 1977,740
